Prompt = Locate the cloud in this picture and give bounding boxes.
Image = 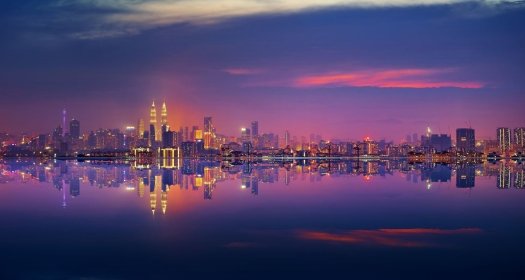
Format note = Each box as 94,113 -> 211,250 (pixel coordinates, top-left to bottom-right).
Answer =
297,228 -> 482,247
293,68 -> 484,89
60,0 -> 524,38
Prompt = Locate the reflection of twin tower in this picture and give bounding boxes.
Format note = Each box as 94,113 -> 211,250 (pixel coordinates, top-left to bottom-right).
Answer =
149,101 -> 168,144
137,171 -> 169,215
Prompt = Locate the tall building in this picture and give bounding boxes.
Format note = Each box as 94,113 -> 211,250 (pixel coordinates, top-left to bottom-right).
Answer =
62,109 -> 67,137
161,101 -> 168,126
150,101 -> 158,142
497,127 -> 511,153
456,128 -> 475,153
137,118 -> 144,138
284,130 -> 290,147
149,124 -> 156,147
69,119 -> 80,140
251,121 -> 259,137
184,126 -> 189,142
162,129 -> 174,148
514,127 -> 525,148
204,117 -> 213,133
204,117 -> 214,149
429,134 -> 451,153
241,128 -> 251,143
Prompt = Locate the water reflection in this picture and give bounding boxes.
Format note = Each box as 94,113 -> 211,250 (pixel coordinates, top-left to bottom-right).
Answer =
1,159 -> 524,214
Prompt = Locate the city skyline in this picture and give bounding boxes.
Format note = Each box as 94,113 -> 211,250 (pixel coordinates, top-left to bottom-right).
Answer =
1,1 -> 524,140
3,105 -> 525,143
2,2 -> 525,279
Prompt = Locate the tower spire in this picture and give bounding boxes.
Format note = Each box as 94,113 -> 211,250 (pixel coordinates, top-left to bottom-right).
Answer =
150,101 -> 157,125
161,101 -> 168,126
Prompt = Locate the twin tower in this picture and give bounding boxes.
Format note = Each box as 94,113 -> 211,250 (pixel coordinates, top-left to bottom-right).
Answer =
149,101 -> 168,143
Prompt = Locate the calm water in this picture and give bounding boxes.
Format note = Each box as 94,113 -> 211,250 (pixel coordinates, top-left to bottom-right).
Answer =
0,159 -> 524,279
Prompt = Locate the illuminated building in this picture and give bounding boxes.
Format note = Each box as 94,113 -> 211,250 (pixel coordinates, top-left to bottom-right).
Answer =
203,167 -> 215,200
138,178 -> 145,198
497,127 -> 511,153
362,138 -> 379,156
204,117 -> 214,149
194,129 -> 203,140
137,118 -> 144,138
69,119 -> 80,140
422,134 -> 451,153
161,101 -> 168,126
194,176 -> 203,188
160,148 -> 180,167
161,191 -> 167,214
149,124 -> 156,147
497,164 -> 511,189
456,128 -> 475,153
191,126 -> 199,141
284,130 -> 290,147
241,127 -> 251,143
162,126 -> 174,148
514,127 -> 525,149
196,139 -> 205,156
204,117 -> 213,133
203,132 -> 213,149
150,101 -> 158,143
181,141 -> 196,157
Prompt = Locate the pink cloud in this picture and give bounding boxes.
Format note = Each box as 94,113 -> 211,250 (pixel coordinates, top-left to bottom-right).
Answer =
294,68 -> 484,89
223,68 -> 264,75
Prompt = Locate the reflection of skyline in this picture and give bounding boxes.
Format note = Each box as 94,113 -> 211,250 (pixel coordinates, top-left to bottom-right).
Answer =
1,160 -> 524,214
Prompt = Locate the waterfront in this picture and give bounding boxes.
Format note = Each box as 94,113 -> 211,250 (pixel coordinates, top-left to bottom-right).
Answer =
0,159 -> 524,279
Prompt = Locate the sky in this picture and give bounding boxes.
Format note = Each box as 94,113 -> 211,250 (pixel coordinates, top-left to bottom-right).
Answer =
1,0 -> 524,141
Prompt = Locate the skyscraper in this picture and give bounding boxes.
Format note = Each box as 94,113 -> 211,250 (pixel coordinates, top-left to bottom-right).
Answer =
514,127 -> 525,148
241,128 -> 251,143
69,119 -> 80,140
203,116 -> 214,149
161,101 -> 168,126
251,121 -> 259,137
204,117 -> 213,133
62,109 -> 67,137
456,128 -> 475,153
149,124 -> 156,147
137,118 -> 145,138
150,101 -> 158,144
429,134 -> 451,153
497,127 -> 511,153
